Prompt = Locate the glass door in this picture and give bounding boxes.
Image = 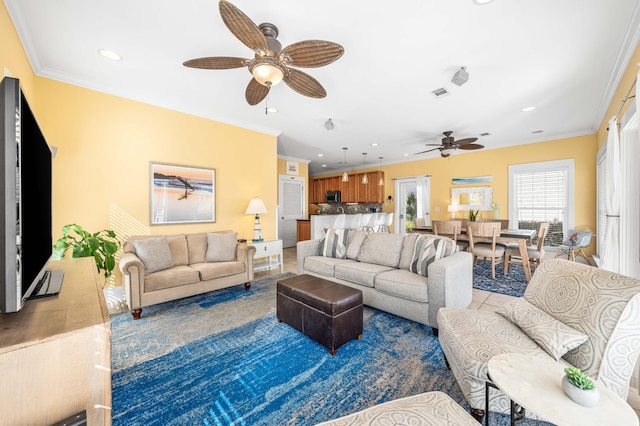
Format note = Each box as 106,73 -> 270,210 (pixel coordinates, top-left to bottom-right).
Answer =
394,176 -> 430,234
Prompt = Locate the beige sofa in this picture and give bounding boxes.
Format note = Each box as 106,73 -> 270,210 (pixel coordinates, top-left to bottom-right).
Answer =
438,259 -> 640,421
297,230 -> 473,333
119,231 -> 256,319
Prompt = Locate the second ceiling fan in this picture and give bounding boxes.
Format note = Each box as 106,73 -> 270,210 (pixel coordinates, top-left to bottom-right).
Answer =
183,0 -> 344,106
414,131 -> 484,158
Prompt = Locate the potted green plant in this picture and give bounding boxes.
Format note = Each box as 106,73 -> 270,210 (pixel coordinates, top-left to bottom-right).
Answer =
468,209 -> 480,222
562,367 -> 599,407
53,224 -> 121,283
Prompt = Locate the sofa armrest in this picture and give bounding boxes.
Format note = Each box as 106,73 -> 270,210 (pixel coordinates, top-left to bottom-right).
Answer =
236,243 -> 256,281
427,251 -> 473,327
119,251 -> 144,312
297,239 -> 321,275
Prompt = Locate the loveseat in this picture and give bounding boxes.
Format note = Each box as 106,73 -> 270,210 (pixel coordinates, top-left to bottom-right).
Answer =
297,230 -> 473,333
438,259 -> 640,421
119,231 -> 256,319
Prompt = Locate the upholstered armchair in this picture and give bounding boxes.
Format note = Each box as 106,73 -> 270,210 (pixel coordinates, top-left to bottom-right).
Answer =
438,259 -> 640,422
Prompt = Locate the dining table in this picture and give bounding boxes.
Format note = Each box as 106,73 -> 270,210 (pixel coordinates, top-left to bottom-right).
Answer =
412,226 -> 537,282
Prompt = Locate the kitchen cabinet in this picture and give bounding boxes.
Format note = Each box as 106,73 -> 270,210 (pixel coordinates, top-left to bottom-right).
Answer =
311,172 -> 384,204
312,178 -> 326,203
297,219 -> 311,242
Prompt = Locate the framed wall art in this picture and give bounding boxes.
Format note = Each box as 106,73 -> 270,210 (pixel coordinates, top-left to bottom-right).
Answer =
150,162 -> 216,225
451,186 -> 493,211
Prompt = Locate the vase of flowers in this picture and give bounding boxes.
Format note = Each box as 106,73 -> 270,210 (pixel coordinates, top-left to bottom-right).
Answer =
562,367 -> 599,407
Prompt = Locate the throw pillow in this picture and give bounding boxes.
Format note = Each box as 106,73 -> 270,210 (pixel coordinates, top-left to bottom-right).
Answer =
206,232 -> 238,262
318,228 -> 348,259
357,233 -> 404,267
496,298 -> 589,360
408,235 -> 450,277
131,236 -> 174,275
346,229 -> 367,260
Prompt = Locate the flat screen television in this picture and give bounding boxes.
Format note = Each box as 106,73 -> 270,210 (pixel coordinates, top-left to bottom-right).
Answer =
0,76 -> 62,313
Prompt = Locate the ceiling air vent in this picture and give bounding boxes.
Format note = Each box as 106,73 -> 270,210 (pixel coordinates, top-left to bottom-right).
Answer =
431,87 -> 450,98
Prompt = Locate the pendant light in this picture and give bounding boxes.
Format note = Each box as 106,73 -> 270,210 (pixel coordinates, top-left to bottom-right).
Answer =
362,153 -> 368,184
341,147 -> 349,182
378,156 -> 384,186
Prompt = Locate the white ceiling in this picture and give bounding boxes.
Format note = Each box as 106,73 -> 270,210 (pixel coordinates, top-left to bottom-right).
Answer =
6,0 -> 640,176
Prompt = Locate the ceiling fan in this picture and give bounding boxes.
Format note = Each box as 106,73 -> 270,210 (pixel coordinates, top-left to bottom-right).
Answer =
183,0 -> 344,106
414,131 -> 484,158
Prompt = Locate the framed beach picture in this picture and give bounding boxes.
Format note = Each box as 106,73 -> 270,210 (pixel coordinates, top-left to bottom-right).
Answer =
150,162 -> 215,225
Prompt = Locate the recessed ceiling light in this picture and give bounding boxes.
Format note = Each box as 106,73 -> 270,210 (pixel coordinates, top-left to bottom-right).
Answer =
521,106 -> 536,112
473,0 -> 495,4
317,154 -> 324,157
403,153 -> 410,157
371,143 -> 379,147
266,107 -> 278,114
321,164 -> 327,167
98,48 -> 122,61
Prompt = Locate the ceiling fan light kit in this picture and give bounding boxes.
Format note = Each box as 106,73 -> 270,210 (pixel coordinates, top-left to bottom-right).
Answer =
183,0 -> 344,106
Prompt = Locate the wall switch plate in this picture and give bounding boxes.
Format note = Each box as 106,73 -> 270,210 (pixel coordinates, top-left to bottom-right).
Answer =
435,206 -> 441,212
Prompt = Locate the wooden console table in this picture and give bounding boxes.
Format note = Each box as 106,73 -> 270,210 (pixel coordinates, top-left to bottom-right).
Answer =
0,257 -> 111,425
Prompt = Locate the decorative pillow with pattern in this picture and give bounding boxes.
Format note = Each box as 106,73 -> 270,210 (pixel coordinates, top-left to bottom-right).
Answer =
131,236 -> 174,275
318,228 -> 349,259
408,235 -> 455,277
496,298 -> 589,360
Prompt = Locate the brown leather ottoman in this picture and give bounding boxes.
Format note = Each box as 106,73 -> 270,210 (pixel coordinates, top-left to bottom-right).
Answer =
277,274 -> 363,355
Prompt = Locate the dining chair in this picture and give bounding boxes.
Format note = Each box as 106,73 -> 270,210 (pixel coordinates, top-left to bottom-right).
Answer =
553,226 -> 593,265
433,220 -> 468,252
467,221 -> 505,279
503,222 -> 549,274
414,217 -> 426,228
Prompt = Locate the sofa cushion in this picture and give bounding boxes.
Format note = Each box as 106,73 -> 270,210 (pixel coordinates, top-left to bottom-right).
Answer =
131,236 -> 174,275
357,233 -> 404,267
335,262 -> 394,288
409,235 -> 456,277
187,233 -> 208,264
304,256 -> 351,277
206,232 -> 238,262
398,233 -> 419,270
496,298 -> 589,360
191,261 -> 245,281
375,269 -> 429,302
144,265 -> 200,291
166,234 -> 189,266
318,228 -> 349,259
346,229 -> 367,260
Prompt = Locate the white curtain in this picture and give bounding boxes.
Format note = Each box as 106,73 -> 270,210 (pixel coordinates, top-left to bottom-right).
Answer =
416,176 -> 430,222
600,116 -> 621,273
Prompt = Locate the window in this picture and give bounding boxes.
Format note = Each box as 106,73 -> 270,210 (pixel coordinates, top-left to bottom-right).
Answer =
508,160 -> 574,246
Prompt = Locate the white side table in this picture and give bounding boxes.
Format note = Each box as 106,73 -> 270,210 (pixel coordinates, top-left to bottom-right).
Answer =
486,353 -> 638,426
247,239 -> 283,273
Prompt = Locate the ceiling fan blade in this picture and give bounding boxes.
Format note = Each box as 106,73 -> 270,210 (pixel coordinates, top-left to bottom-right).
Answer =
458,143 -> 484,150
414,147 -> 442,155
283,68 -> 326,98
219,0 -> 268,53
183,56 -> 247,69
454,137 -> 478,146
245,78 -> 269,105
280,40 -> 345,68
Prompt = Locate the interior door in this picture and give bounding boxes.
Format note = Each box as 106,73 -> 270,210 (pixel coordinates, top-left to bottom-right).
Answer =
278,175 -> 304,248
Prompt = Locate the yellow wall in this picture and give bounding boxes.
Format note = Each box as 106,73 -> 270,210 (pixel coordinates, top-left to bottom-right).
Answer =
2,2 -> 278,248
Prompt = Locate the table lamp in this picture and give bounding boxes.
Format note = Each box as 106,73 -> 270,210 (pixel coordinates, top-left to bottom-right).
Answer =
245,197 -> 268,242
447,204 -> 459,219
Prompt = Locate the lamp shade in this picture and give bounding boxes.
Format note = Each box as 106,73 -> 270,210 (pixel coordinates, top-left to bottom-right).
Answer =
447,204 -> 459,213
245,197 -> 268,215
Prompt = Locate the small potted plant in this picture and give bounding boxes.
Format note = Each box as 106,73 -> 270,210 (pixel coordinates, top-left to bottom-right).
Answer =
562,367 -> 599,407
53,224 -> 121,284
468,209 -> 480,222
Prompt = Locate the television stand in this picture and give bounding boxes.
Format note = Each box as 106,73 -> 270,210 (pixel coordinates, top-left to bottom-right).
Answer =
27,269 -> 64,299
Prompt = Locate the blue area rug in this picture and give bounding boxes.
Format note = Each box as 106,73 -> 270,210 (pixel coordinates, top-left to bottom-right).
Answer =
473,261 -> 528,297
111,274 -> 549,425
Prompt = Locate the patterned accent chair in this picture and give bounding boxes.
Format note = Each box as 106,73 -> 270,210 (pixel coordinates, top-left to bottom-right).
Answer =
438,259 -> 640,422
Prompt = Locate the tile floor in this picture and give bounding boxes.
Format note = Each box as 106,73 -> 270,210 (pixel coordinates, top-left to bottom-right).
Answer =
109,245 -> 640,419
